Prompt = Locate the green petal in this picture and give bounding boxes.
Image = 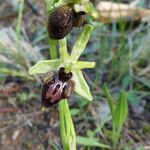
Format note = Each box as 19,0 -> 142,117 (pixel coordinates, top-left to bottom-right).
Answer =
73,61 -> 95,70
28,59 -> 62,75
73,70 -> 93,101
70,24 -> 93,62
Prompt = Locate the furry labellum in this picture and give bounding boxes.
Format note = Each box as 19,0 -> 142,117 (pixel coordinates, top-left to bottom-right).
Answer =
41,67 -> 75,108
47,5 -> 86,40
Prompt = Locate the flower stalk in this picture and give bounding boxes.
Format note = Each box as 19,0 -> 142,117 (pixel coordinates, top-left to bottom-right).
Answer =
29,0 -> 96,149
59,100 -> 76,150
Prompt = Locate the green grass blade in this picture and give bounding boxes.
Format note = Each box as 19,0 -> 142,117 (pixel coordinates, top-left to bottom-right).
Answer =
103,84 -> 114,116
76,136 -> 110,149
114,91 -> 128,130
113,91 -> 128,146
16,0 -> 24,39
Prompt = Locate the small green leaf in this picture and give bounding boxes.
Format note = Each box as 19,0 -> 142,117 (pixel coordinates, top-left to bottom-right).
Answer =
70,108 -> 81,116
28,59 -> 62,75
73,61 -> 95,70
77,136 -> 110,149
127,91 -> 140,105
70,24 -> 93,62
122,74 -> 130,90
73,70 -> 93,101
114,91 -> 128,130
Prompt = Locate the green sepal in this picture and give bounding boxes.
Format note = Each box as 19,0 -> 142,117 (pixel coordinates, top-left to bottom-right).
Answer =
73,70 -> 93,101
28,59 -> 62,75
70,24 -> 93,62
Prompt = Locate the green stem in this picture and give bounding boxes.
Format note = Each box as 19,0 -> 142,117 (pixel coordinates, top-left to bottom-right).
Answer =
49,39 -> 57,59
58,38 -> 76,149
112,124 -> 121,148
59,100 -> 76,150
59,38 -> 70,61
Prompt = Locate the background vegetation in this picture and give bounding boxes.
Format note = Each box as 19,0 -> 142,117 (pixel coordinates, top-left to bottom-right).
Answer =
0,0 -> 149,149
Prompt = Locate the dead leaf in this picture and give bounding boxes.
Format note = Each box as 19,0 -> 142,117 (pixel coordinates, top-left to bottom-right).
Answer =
96,1 -> 150,23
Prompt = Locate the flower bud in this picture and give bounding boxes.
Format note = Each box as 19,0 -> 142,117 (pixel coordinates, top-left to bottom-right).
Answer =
48,5 -> 86,39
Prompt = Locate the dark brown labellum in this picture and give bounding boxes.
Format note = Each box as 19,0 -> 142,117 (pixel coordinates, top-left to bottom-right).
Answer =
47,5 -> 86,40
41,67 -> 75,108
63,80 -> 75,98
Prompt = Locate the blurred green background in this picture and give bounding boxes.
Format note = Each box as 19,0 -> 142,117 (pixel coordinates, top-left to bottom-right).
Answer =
0,0 -> 149,150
